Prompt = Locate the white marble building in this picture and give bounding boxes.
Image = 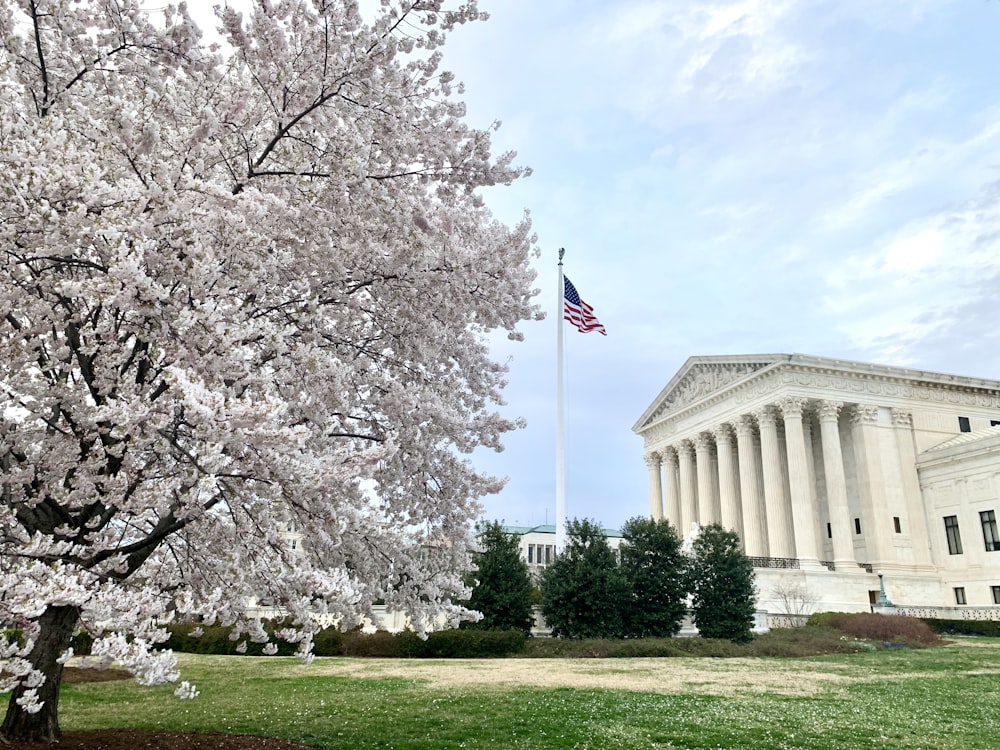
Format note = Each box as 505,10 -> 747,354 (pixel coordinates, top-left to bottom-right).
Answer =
503,524 -> 623,581
634,354 -> 1000,618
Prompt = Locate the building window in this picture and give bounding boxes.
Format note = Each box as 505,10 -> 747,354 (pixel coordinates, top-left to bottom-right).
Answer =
893,516 -> 901,534
954,587 -> 967,605
992,586 -> 1000,605
944,515 -> 963,555
854,518 -> 861,535
980,510 -> 1000,552
527,545 -> 534,564
958,416 -> 971,432
827,522 -> 832,539
991,420 -> 1000,427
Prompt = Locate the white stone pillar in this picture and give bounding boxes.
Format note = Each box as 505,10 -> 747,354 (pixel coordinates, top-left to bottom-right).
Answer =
694,433 -> 718,525
645,451 -> 664,521
851,404 -> 893,568
778,397 -> 821,567
662,446 -> 681,530
818,400 -> 855,569
735,415 -> 768,557
678,440 -> 697,537
891,409 -> 932,567
714,424 -> 743,538
755,405 -> 794,559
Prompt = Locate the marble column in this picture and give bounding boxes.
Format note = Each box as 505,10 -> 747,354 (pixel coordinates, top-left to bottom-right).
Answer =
694,433 -> 719,525
735,415 -> 768,557
778,397 -> 820,566
714,424 -> 743,538
645,451 -> 664,521
662,446 -> 681,531
756,405 -> 794,558
891,409 -> 932,567
677,440 -> 697,537
851,404 -> 893,567
817,400 -> 855,569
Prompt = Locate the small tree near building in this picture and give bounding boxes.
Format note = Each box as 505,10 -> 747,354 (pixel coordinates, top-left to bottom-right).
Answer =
463,521 -> 534,633
619,517 -> 688,638
688,524 -> 757,643
540,519 -> 628,639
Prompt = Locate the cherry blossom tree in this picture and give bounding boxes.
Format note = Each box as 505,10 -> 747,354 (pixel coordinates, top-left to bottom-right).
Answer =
0,0 -> 538,742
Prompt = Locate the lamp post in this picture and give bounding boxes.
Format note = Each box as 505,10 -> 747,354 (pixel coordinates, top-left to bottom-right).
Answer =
876,570 -> 893,607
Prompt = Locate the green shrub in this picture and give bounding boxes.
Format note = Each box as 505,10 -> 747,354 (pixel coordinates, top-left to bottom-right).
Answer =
2,628 -> 24,648
163,623 -> 298,656
312,626 -> 345,656
805,611 -> 851,628
921,618 -> 1000,638
419,629 -> 526,658
70,630 -> 93,655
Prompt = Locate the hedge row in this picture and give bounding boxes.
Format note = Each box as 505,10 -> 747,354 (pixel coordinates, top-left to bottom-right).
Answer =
921,617 -> 1000,638
161,623 -> 527,658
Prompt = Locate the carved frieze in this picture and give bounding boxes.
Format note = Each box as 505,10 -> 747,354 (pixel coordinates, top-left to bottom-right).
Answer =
638,359 -> 1000,438
644,362 -> 772,424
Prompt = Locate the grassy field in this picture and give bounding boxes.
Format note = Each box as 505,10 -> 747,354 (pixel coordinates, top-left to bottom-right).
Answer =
60,638 -> 1000,750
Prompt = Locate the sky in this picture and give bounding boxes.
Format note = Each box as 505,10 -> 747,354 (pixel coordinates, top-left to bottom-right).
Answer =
188,1 -> 1000,531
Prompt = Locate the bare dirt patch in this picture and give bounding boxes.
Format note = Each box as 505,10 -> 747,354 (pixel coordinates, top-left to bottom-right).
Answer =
292,657 -> 857,697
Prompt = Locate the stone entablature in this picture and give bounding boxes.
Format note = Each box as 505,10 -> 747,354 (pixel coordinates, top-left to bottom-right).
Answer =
636,355 -> 1000,444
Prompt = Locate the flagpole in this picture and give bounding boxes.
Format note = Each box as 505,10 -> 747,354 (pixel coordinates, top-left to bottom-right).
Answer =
556,249 -> 566,553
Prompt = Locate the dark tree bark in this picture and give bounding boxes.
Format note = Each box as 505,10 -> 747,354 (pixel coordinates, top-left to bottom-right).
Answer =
1,605 -> 81,744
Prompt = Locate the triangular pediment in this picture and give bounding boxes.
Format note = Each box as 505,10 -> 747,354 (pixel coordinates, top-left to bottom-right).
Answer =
633,355 -> 788,431
634,353 -> 1000,435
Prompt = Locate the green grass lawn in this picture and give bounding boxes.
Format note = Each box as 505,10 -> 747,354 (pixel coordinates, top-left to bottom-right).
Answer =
59,639 -> 1000,750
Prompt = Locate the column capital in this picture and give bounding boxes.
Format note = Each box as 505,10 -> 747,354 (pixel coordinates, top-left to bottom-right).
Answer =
677,439 -> 695,458
851,403 -> 879,425
817,400 -> 844,423
890,408 -> 913,428
693,432 -> 715,452
734,414 -> 756,438
713,423 -> 735,445
644,451 -> 662,468
753,404 -> 779,428
660,444 -> 678,463
777,396 -> 808,420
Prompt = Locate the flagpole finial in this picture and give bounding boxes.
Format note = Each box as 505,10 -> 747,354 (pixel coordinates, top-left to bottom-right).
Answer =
558,247 -> 565,263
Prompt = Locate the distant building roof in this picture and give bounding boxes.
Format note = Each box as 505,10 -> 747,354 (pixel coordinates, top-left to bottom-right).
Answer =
500,524 -> 623,539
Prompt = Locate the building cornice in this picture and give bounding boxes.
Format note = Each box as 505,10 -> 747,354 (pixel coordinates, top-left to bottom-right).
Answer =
636,354 -> 1000,446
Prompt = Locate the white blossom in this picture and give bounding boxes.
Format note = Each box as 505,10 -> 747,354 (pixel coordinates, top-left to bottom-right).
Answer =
173,681 -> 199,700
0,0 -> 537,733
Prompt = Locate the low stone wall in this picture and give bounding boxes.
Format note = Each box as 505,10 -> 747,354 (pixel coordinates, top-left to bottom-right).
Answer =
874,604 -> 1000,621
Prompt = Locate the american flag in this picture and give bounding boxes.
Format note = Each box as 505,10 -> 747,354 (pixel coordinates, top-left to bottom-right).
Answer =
563,275 -> 607,335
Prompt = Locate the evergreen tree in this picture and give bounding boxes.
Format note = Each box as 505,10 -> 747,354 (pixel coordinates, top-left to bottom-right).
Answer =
540,519 -> 628,639
464,522 -> 535,633
688,524 -> 757,643
619,517 -> 688,638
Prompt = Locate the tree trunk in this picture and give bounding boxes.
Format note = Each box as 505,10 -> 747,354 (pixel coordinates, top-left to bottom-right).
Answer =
1,605 -> 81,744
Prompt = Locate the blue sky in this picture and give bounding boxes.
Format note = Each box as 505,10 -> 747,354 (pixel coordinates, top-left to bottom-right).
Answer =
189,1 -> 1000,531
447,0 -> 1000,530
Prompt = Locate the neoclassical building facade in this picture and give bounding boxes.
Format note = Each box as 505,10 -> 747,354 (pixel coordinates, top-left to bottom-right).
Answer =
634,354 -> 1000,616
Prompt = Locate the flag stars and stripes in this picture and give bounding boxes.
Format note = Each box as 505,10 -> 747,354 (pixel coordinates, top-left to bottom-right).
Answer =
563,276 -> 607,335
